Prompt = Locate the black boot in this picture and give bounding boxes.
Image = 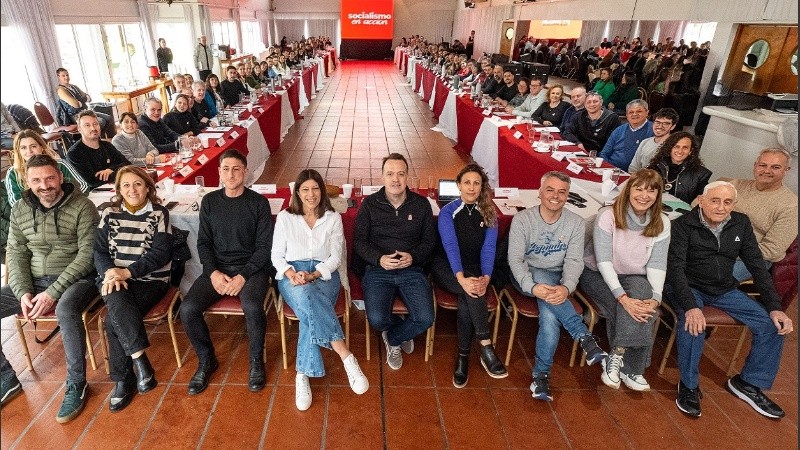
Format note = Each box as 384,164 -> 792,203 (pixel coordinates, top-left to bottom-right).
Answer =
249,358 -> 266,392
109,371 -> 137,412
479,344 -> 508,379
188,356 -> 219,395
132,353 -> 158,394
453,352 -> 469,388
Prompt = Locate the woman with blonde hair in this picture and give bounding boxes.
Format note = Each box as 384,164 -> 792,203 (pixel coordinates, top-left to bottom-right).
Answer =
5,129 -> 88,205
431,163 -> 507,388
578,169 -> 671,392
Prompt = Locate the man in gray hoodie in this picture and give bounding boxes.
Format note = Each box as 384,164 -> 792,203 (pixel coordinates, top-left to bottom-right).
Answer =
508,171 -> 606,401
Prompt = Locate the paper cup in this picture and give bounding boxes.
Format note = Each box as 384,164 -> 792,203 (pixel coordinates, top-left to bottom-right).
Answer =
163,178 -> 175,194
602,169 -> 612,182
601,179 -> 614,196
594,157 -> 603,167
201,137 -> 210,149
342,183 -> 354,199
289,181 -> 296,195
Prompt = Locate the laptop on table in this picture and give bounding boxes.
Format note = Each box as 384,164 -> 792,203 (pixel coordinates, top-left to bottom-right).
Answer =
436,179 -> 461,208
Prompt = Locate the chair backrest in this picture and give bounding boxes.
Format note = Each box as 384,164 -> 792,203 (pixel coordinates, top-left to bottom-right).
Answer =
33,102 -> 56,128
648,91 -> 666,115
773,238 -> 798,311
638,87 -> 648,102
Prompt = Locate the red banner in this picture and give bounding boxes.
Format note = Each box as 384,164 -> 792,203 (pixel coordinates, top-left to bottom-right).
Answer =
340,0 -> 394,40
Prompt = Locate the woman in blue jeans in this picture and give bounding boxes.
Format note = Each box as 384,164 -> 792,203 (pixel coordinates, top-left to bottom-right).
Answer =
271,169 -> 368,411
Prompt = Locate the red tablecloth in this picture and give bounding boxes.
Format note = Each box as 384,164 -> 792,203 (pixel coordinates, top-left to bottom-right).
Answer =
323,54 -> 329,77
454,96 -> 485,154
497,125 -> 619,189
158,94 -> 282,186
401,52 -> 409,76
311,63 -> 318,89
414,63 -> 423,93
302,67 -> 313,101
432,76 -> 450,119
286,79 -> 302,120
421,69 -> 435,103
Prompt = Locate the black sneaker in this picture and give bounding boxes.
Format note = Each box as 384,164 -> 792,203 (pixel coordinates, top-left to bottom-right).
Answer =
57,381 -> 88,423
0,371 -> 23,407
530,373 -> 553,401
579,334 -> 608,366
676,381 -> 702,417
726,375 -> 785,419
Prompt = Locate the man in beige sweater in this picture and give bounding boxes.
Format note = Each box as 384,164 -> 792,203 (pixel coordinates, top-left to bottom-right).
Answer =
725,148 -> 798,281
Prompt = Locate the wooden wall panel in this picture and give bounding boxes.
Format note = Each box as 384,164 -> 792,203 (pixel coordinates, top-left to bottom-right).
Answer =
722,25 -> 797,95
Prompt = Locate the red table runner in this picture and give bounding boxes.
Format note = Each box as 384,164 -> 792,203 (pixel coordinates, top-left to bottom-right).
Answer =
454,96 -> 485,154
414,63 -> 423,93
432,76 -> 450,119
302,67 -> 313,102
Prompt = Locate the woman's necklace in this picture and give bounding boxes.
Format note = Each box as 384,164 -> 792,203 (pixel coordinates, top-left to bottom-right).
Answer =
664,165 -> 686,191
464,203 -> 478,216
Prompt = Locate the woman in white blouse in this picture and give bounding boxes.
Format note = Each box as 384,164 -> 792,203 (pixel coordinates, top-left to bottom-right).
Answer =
271,169 -> 369,411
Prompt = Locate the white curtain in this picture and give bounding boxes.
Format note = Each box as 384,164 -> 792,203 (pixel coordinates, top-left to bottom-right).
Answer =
453,5 -> 513,59
428,14 -> 455,45
637,21 -> 658,42
607,20 -> 635,42
658,21 -> 685,44
258,10 -> 273,47
184,4 -> 198,48
198,5 -> 213,41
579,20 -> 608,49
307,19 -> 337,40
137,0 -> 157,66
275,19 -> 306,41
232,8 -> 243,54
4,0 -> 63,115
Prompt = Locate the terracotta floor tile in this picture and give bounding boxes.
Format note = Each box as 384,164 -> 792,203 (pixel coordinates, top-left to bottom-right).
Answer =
438,389 -> 508,448
492,388 -> 570,448
200,385 -> 272,449
262,385 -> 325,448
550,391 -> 631,449
383,387 -> 446,449
0,381 -> 61,447
324,386 -> 383,448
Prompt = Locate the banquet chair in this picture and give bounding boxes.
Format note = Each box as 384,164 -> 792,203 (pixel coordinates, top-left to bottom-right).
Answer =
33,102 -> 78,135
14,294 -> 103,372
425,282 -> 501,362
97,285 -> 183,373
276,245 -> 351,370
499,283 -> 585,367
194,281 -> 277,363
572,287 -> 662,367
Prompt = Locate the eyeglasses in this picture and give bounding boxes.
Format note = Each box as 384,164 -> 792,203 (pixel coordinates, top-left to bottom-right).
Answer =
653,120 -> 674,127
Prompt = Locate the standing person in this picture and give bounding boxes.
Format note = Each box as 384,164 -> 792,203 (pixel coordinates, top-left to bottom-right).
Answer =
431,164 -> 507,388
179,149 -> 274,395
647,131 -> 712,204
94,166 -> 172,412
508,171 -> 607,402
156,38 -> 173,74
0,154 -> 99,422
628,108 -> 679,173
55,68 -> 116,138
5,130 -> 88,206
668,181 -> 793,419
466,30 -> 475,59
67,111 -> 130,189
194,35 -> 214,82
271,169 -> 369,411
579,169 -> 671,392
353,153 -> 436,371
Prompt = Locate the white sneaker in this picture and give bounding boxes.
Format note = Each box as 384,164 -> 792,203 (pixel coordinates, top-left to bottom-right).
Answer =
295,373 -> 312,411
343,354 -> 369,395
400,338 -> 414,354
600,353 -> 623,389
382,331 -> 403,370
621,372 -> 651,391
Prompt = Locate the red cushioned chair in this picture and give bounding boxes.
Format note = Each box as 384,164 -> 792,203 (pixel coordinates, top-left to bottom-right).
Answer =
425,283 -> 501,362
499,284 -> 585,367
97,286 -> 183,373
15,295 -> 103,372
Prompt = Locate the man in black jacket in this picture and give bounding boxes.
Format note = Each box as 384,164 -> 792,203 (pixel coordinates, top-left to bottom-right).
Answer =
667,181 -> 793,419
138,98 -> 182,154
353,153 -> 435,371
220,66 -> 249,107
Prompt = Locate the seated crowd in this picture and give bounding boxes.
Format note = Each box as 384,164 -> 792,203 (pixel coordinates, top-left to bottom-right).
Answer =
0,142 -> 795,423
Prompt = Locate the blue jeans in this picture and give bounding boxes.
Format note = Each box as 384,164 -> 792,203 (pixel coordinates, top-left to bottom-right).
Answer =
279,260 -> 343,377
732,258 -> 772,282
362,265 -> 434,347
513,269 -> 590,376
676,287 -> 784,390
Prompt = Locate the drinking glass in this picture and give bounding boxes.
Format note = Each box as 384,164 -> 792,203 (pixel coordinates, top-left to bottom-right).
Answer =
172,154 -> 183,171
410,176 -> 420,193
353,177 -> 363,198
428,176 -> 437,199
610,168 -> 621,184
587,150 -> 598,168
195,176 -> 205,195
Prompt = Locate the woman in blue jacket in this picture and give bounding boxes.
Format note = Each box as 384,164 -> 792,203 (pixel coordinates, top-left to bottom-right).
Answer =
431,164 -> 507,388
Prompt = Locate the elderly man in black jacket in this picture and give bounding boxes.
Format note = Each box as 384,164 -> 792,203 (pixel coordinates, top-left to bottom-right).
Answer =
667,181 -> 793,420
138,98 -> 182,153
353,153 -> 435,371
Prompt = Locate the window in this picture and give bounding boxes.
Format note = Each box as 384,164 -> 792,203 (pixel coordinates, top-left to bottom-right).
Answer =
156,22 -> 195,75
241,21 -> 265,55
55,23 -> 150,101
212,21 -> 238,51
0,26 -> 36,109
682,22 -> 717,45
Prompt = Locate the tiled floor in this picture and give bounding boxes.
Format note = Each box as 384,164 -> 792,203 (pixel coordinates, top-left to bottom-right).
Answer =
1,62 -> 797,450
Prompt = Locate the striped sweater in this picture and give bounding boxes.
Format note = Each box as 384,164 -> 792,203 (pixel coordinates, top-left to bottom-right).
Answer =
94,202 -> 172,284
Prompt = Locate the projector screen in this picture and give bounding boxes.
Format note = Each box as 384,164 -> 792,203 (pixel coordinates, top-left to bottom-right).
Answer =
341,0 -> 394,40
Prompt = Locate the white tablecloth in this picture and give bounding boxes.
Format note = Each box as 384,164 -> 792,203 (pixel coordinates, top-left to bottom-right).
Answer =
472,120 -> 501,187
277,89 -> 295,139
433,91 -> 458,141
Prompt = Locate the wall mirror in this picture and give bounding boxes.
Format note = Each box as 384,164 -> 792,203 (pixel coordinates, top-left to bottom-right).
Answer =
744,40 -> 770,69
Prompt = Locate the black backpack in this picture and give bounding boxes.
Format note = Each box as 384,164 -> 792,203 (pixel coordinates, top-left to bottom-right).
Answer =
7,104 -> 45,133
